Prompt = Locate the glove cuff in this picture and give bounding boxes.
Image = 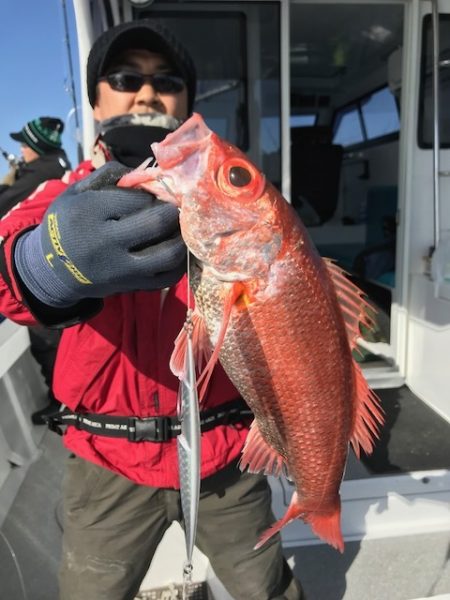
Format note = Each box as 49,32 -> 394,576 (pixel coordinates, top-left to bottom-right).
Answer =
14,228 -> 84,308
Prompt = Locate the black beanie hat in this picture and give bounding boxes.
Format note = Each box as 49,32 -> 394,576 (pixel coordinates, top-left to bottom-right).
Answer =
86,20 -> 197,114
10,117 -> 64,155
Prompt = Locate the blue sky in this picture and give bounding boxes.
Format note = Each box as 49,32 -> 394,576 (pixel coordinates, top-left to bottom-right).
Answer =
0,0 -> 81,173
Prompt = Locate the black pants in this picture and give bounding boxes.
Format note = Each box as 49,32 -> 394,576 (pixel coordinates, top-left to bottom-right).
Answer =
60,456 -> 304,600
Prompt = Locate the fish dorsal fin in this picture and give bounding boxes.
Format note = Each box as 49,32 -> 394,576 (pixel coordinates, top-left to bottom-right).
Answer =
323,259 -> 384,457
324,258 -> 375,353
170,309 -> 212,380
239,420 -> 285,477
350,362 -> 384,457
196,281 -> 245,404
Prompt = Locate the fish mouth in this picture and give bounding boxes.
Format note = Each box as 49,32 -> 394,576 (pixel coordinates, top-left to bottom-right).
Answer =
151,113 -> 213,169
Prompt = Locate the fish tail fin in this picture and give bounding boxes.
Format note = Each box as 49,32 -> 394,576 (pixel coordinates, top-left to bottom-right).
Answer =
305,502 -> 344,553
254,492 -> 303,550
255,494 -> 344,553
350,361 -> 384,458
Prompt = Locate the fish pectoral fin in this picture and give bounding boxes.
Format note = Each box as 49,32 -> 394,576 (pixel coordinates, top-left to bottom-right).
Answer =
350,360 -> 384,458
197,282 -> 244,404
239,420 -> 285,477
170,309 -> 211,380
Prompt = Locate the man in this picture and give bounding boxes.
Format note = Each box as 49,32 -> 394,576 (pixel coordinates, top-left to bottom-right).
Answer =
0,20 -> 303,600
0,116 -> 71,424
0,116 -> 70,217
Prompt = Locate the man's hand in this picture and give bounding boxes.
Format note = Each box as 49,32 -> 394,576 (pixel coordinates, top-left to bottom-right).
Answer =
1,166 -> 18,186
14,162 -> 186,307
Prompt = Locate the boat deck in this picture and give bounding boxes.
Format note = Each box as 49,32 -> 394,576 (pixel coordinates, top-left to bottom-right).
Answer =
0,385 -> 449,600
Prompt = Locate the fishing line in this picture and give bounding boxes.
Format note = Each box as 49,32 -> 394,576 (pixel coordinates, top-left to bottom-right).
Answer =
0,529 -> 28,600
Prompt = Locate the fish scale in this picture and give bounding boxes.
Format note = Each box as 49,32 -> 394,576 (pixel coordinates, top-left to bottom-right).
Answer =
118,112 -> 384,552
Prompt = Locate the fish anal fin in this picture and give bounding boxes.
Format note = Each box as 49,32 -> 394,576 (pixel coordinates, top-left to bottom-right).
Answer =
350,361 -> 385,458
170,309 -> 211,380
239,420 -> 285,477
197,281 -> 245,403
323,258 -> 376,351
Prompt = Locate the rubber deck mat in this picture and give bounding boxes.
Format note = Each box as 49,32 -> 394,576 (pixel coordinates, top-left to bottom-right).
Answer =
361,386 -> 450,474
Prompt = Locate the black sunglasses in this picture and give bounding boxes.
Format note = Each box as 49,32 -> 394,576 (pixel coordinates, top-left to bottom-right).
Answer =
99,71 -> 185,94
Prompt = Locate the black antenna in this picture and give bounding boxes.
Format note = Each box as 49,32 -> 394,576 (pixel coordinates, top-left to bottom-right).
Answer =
61,0 -> 84,163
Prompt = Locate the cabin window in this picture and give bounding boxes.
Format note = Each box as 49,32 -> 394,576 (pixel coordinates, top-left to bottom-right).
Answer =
290,114 -> 317,127
332,104 -> 365,147
141,10 -> 248,149
143,4 -> 282,186
332,86 -> 400,148
418,14 -> 450,149
361,87 -> 400,140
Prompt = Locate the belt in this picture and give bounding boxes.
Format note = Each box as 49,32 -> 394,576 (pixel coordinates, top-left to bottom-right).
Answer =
43,398 -> 252,442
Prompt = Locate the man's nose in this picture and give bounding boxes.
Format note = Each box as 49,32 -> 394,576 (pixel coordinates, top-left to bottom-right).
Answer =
135,82 -> 159,104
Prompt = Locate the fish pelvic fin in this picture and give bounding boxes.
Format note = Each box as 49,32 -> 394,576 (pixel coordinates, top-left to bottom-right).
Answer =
239,420 -> 286,477
197,281 -> 245,403
350,361 -> 384,458
255,493 -> 344,554
170,309 -> 212,380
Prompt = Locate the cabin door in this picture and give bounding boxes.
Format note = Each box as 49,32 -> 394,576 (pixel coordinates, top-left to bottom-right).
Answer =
289,0 -> 407,389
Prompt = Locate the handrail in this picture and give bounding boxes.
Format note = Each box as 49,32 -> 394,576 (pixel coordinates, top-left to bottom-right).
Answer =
431,0 -> 441,249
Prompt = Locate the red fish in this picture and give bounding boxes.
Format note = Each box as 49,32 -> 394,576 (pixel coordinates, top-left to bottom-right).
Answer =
118,113 -> 384,552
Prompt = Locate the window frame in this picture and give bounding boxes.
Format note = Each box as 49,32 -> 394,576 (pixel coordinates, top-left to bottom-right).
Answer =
418,13 -> 450,149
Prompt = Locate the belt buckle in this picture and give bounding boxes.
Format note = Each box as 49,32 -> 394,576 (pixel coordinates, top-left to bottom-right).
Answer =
131,416 -> 171,442
43,415 -> 64,436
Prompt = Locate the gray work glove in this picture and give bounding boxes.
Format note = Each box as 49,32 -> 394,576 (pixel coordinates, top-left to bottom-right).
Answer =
14,162 -> 186,307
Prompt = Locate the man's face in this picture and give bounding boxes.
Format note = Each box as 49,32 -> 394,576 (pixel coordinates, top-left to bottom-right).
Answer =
21,145 -> 40,163
93,49 -> 189,121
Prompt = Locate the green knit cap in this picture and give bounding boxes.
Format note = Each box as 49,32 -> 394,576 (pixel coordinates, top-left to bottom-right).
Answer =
10,117 -> 64,155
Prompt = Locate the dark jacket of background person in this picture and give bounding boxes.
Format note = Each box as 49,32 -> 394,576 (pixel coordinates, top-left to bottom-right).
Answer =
0,151 -> 70,217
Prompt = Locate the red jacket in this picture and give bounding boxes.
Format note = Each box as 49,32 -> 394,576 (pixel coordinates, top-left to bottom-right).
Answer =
0,160 -> 249,488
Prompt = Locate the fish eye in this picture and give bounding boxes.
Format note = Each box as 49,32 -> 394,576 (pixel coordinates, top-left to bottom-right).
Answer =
217,157 -> 265,199
229,166 -> 252,187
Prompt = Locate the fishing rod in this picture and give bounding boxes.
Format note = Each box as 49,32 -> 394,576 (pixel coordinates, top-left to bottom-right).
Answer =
60,0 -> 84,163
0,145 -> 21,168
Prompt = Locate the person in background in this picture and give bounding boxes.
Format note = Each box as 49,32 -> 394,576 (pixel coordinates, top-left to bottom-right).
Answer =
0,20 -> 303,600
0,117 -> 70,217
0,117 -> 71,424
